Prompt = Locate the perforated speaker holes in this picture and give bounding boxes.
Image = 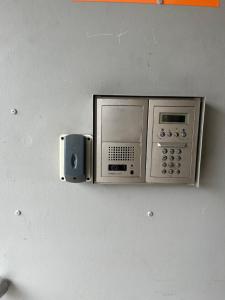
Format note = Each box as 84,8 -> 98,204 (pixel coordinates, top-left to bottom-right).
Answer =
108,146 -> 134,161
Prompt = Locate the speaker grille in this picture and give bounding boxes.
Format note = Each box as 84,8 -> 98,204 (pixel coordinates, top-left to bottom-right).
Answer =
108,146 -> 135,161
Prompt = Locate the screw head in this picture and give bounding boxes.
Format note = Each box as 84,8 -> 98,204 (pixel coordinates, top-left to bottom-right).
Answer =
14,210 -> 22,216
10,108 -> 18,115
147,211 -> 154,217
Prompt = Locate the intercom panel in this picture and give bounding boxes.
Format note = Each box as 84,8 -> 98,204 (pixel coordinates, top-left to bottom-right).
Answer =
94,96 -> 148,183
146,98 -> 203,185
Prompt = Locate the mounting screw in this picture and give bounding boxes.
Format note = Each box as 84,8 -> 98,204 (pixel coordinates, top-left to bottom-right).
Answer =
10,108 -> 18,115
147,211 -> 154,217
14,210 -> 22,216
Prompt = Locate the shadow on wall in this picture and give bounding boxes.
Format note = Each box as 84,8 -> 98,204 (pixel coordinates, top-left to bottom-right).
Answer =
200,103 -> 224,190
3,281 -> 32,300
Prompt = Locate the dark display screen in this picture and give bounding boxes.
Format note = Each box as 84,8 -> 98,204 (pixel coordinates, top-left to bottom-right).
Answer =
108,164 -> 127,171
160,113 -> 186,124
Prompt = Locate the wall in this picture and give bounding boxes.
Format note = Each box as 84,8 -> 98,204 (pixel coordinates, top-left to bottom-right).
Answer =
0,1 -> 225,299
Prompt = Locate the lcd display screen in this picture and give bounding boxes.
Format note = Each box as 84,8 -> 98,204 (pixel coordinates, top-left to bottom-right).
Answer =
160,113 -> 187,124
108,164 -> 127,171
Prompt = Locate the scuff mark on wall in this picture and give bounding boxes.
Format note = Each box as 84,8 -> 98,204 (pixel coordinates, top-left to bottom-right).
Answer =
86,30 -> 128,44
151,28 -> 158,45
117,31 -> 128,44
86,32 -> 113,39
147,51 -> 153,72
21,135 -> 33,147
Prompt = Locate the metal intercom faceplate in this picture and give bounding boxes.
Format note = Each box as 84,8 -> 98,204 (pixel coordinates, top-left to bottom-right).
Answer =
94,97 -> 148,183
146,98 -> 203,185
93,96 -> 205,186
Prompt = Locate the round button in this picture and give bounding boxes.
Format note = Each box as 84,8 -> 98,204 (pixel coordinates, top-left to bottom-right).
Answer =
170,149 -> 174,154
162,148 -> 167,154
175,169 -> 181,175
176,149 -> 182,154
160,131 -> 165,137
162,169 -> 167,174
162,162 -> 167,167
167,131 -> 172,137
176,163 -> 181,168
174,132 -> 179,137
168,162 -> 174,168
176,156 -> 181,161
162,156 -> 167,161
168,169 -> 174,174
169,156 -> 174,161
181,131 -> 187,137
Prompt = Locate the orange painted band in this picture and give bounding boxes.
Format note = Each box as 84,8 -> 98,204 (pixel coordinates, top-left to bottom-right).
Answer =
73,0 -> 219,7
165,0 -> 219,6
73,0 -> 155,3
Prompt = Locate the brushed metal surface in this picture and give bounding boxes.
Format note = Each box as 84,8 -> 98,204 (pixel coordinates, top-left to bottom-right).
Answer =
146,98 -> 202,184
94,96 -> 148,183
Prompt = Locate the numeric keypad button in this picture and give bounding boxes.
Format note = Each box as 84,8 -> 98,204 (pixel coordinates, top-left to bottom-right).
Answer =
176,156 -> 181,161
169,149 -> 174,154
162,169 -> 167,174
168,162 -> 174,168
176,149 -> 182,154
162,162 -> 167,168
162,148 -> 167,154
162,156 -> 167,161
169,156 -> 174,161
168,169 -> 174,174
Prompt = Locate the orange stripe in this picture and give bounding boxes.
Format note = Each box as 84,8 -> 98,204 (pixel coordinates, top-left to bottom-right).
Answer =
73,0 -> 156,3
73,0 -> 219,6
164,0 -> 219,6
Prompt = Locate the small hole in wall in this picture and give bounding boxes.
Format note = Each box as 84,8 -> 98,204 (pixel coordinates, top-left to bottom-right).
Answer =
61,137 -> 64,140
61,177 -> 65,180
86,178 -> 90,180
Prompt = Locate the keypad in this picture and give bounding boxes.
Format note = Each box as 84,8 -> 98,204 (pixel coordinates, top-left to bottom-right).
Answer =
161,148 -> 182,176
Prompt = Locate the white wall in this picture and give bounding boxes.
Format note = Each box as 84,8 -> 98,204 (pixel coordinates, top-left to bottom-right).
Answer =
0,1 -> 225,299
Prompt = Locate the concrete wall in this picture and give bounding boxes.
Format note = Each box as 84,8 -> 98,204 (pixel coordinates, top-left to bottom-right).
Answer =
0,0 -> 225,299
